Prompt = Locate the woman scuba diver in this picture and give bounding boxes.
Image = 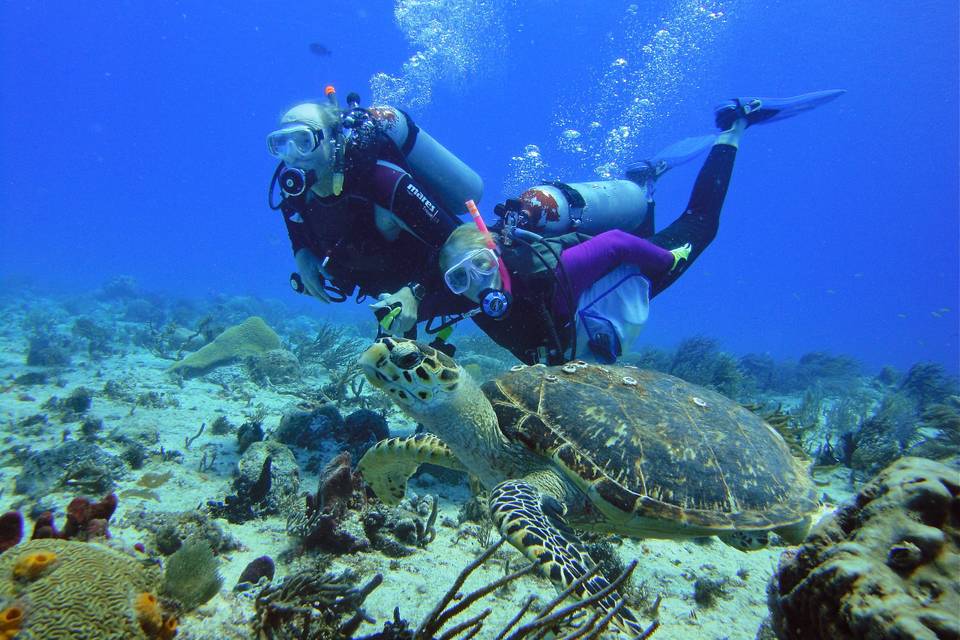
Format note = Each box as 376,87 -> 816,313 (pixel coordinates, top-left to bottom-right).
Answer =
424,90 -> 846,365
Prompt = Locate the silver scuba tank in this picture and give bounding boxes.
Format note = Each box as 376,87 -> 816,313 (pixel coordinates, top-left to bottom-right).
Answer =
370,106 -> 484,215
516,180 -> 650,236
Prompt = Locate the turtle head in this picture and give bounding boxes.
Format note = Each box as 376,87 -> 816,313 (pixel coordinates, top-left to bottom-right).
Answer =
359,337 -> 465,416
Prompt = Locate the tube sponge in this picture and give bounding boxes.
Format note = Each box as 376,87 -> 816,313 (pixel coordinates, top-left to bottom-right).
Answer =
159,616 -> 178,640
134,592 -> 162,635
0,604 -> 24,632
12,551 -> 57,580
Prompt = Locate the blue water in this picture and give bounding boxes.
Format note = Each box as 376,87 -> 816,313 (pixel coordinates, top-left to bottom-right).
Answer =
1,0 -> 957,374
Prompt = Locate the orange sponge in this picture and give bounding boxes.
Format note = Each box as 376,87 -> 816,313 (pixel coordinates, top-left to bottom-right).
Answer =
0,603 -> 24,636
12,551 -> 57,580
134,592 -> 162,635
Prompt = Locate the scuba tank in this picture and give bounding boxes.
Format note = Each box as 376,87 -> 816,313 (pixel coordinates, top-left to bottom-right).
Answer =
502,180 -> 651,237
368,106 -> 484,216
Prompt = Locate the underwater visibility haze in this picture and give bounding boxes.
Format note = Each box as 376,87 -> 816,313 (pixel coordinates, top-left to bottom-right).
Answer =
0,2 -> 958,639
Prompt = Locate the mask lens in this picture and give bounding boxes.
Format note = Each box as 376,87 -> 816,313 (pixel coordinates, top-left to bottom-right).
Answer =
266,126 -> 322,159
444,265 -> 471,294
468,249 -> 498,274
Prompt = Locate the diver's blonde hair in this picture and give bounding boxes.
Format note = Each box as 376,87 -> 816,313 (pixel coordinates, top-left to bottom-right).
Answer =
440,224 -> 492,271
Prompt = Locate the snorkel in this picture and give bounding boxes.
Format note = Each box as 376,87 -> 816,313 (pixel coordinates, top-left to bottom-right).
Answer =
324,85 -> 346,197
465,199 -> 512,295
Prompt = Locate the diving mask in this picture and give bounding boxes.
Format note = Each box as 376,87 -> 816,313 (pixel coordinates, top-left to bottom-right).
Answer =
266,124 -> 326,161
444,248 -> 499,295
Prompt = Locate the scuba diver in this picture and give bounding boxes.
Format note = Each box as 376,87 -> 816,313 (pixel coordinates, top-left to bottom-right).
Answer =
266,86 -> 483,335
422,90 -> 846,365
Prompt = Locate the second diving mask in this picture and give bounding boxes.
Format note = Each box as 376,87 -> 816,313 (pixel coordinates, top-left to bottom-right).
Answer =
444,248 -> 499,295
267,124 -> 325,161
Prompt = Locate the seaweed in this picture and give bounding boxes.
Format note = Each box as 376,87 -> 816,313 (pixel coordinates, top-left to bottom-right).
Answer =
71,317 -> 113,359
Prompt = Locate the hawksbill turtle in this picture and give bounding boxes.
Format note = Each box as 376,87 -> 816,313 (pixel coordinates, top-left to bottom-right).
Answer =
357,337 -> 818,635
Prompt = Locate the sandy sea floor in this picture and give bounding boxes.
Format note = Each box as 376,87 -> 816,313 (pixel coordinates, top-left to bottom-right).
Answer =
0,301 -> 860,640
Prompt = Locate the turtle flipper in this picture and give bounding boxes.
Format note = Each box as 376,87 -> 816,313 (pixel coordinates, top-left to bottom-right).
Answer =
490,479 -> 649,637
358,433 -> 465,506
718,530 -> 769,551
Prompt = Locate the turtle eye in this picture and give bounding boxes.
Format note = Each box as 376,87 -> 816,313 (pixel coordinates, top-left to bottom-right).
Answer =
391,350 -> 423,370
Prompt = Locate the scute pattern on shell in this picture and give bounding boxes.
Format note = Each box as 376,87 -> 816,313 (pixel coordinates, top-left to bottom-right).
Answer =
0,538 -> 162,639
483,364 -> 817,530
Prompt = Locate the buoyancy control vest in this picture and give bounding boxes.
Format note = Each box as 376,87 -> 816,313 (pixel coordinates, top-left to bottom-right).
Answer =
472,232 -> 591,365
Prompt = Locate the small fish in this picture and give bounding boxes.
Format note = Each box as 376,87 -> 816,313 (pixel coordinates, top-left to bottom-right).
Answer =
309,42 -> 332,57
897,313 -> 908,319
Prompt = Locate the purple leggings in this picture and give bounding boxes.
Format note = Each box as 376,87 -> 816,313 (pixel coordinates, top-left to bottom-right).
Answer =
553,230 -> 673,318
552,144 -> 737,318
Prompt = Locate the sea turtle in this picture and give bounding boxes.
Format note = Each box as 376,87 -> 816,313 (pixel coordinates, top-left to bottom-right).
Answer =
357,337 -> 818,636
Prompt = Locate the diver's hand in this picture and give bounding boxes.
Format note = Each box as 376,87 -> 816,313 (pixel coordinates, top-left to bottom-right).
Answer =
294,248 -> 332,303
370,287 -> 418,334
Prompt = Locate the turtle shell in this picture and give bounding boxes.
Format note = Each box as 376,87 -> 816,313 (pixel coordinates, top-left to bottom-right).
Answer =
482,363 -> 818,532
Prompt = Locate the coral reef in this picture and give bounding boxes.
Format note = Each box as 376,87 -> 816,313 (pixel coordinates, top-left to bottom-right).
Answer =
849,392 -> 916,473
275,404 -> 344,450
292,322 -> 364,373
208,441 -> 300,524
909,395 -> 960,461
247,348 -> 302,386
168,316 -> 281,378
899,362 -> 957,410
15,441 -> 126,499
286,452 -> 370,555
769,457 -> 959,640
252,568 -> 383,639
25,334 -> 72,367
339,410 -> 391,461
0,538 -> 165,639
124,509 -> 241,557
161,539 -> 223,612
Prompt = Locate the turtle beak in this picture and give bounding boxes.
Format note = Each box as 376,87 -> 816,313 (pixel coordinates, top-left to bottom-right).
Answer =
358,341 -> 391,388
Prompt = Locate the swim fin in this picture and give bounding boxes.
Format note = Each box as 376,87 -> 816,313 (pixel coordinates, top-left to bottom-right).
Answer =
714,89 -> 846,131
625,133 -> 717,185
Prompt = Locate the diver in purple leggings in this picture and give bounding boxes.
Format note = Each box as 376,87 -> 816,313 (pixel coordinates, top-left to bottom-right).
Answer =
427,90 -> 845,365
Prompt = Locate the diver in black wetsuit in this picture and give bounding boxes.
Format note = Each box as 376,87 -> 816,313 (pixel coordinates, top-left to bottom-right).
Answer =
267,87 -> 482,334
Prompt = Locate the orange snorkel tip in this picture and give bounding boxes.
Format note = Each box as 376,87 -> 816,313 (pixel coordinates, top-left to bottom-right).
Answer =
324,85 -> 336,96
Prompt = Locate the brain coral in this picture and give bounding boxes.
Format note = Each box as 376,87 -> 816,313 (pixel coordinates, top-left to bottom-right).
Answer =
0,538 -> 163,639
769,456 -> 959,640
168,316 -> 281,377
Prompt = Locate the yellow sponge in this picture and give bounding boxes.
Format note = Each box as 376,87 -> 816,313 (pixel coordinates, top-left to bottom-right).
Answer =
12,552 -> 57,580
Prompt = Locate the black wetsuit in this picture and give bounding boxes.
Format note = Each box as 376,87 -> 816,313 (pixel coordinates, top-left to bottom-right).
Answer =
277,119 -> 462,301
